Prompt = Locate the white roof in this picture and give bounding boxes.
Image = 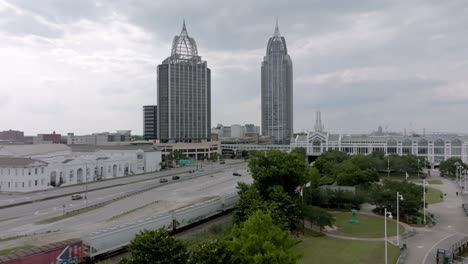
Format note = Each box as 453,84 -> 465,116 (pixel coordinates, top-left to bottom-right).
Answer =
0,144 -> 71,157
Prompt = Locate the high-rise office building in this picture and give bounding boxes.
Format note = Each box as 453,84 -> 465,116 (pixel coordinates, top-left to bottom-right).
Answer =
143,105 -> 157,140
157,21 -> 211,143
261,20 -> 293,144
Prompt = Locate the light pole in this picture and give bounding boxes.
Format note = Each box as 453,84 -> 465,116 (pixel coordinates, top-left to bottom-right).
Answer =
384,208 -> 393,264
423,179 -> 427,224
464,169 -> 467,194
417,159 -> 420,178
387,158 -> 390,177
455,162 -> 460,186
396,192 -> 404,246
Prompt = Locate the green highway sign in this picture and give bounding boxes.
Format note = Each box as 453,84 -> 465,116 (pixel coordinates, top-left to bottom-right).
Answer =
179,159 -> 193,165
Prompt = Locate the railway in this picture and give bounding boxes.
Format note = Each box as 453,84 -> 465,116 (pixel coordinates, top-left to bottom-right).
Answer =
0,191 -> 240,264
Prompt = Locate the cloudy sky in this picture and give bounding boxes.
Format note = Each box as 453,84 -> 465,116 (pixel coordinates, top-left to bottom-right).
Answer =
1,0 -> 467,136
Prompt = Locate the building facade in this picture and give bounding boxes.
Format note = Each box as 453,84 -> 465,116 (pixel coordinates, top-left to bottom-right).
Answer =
33,131 -> 62,144
157,21 -> 211,143
0,130 -> 24,142
0,144 -> 161,193
143,105 -> 158,140
67,131 -> 131,145
261,21 -> 293,145
290,132 -> 468,165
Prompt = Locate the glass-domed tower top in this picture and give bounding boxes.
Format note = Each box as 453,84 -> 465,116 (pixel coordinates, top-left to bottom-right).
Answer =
169,20 -> 200,62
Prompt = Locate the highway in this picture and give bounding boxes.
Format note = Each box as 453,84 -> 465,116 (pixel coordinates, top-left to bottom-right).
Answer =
0,161 -> 235,208
0,160 -> 251,249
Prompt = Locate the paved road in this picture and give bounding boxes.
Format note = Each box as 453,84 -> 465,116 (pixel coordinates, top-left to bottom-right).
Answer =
0,161 -> 248,237
0,160 -> 241,207
400,170 -> 468,263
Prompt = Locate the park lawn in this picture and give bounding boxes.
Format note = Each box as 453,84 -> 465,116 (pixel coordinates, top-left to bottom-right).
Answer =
426,187 -> 443,204
413,179 -> 443,185
293,235 -> 400,264
333,212 -> 405,238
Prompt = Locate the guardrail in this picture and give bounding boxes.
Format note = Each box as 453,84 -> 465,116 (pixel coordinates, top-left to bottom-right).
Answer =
436,236 -> 468,264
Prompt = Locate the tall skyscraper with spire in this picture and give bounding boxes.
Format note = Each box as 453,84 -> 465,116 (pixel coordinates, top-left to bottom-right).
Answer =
261,20 -> 293,144
157,20 -> 211,143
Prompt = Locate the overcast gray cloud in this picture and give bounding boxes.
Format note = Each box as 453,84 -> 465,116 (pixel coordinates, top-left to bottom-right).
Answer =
0,0 -> 467,135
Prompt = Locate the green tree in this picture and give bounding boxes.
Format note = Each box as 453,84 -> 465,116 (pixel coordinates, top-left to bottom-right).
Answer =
187,240 -> 233,264
249,150 -> 307,197
304,206 -> 335,233
232,183 -> 267,225
336,168 -> 379,186
305,167 -> 321,189
119,228 -> 187,264
368,180 -> 423,217
290,147 -> 307,161
313,150 -> 349,176
229,211 -> 300,264
440,157 -> 468,178
267,186 -> 302,230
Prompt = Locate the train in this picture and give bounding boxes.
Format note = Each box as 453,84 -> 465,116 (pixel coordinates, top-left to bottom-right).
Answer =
0,191 -> 239,264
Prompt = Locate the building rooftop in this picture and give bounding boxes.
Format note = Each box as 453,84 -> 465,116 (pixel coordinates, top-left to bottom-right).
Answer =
0,157 -> 47,167
0,144 -> 70,157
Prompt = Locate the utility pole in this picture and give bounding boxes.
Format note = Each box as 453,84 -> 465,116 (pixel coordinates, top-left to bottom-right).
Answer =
423,179 -> 426,224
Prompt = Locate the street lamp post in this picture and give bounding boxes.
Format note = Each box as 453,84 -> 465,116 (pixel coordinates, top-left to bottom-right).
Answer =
396,192 -> 404,246
384,208 -> 393,264
423,179 -> 427,224
387,158 -> 390,177
417,159 -> 420,178
464,169 -> 467,194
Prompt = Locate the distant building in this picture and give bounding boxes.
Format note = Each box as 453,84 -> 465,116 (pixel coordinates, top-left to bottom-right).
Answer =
143,105 -> 158,141
261,20 -> 293,144
67,131 -> 131,145
0,130 -> 24,142
33,131 -> 62,144
0,144 -> 161,193
157,20 -> 211,143
154,141 -> 221,161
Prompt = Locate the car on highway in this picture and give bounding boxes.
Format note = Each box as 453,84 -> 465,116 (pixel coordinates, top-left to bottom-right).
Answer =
232,172 -> 242,177
220,161 -> 225,164
189,170 -> 195,173
71,194 -> 84,200
159,178 -> 168,183
172,176 -> 180,180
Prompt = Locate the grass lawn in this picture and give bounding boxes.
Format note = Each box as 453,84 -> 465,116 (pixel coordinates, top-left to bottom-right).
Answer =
413,179 -> 443,185
426,187 -> 443,204
333,212 -> 405,238
293,235 -> 400,264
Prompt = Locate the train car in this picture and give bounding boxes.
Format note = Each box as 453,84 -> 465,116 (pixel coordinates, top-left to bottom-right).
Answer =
173,198 -> 223,229
82,212 -> 172,258
0,239 -> 82,264
221,192 -> 239,210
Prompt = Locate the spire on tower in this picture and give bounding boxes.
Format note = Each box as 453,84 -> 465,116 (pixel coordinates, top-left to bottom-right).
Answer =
274,17 -> 280,37
314,110 -> 325,132
181,18 -> 188,35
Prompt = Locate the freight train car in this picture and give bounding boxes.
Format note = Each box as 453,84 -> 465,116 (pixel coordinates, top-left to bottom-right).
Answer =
82,212 -> 173,259
0,239 -> 82,264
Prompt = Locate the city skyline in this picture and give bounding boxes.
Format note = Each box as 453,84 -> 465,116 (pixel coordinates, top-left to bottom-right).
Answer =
1,1 -> 468,135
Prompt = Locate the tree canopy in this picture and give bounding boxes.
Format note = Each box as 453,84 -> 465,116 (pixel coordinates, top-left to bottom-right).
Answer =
440,157 -> 468,178
229,211 -> 300,264
119,228 -> 187,264
249,150 -> 307,197
368,180 -> 423,217
187,240 -> 233,264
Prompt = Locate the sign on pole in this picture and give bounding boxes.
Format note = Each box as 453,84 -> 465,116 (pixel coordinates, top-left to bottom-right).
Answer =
179,159 -> 193,165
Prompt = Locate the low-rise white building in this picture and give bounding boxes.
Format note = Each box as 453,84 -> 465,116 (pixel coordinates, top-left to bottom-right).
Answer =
0,144 -> 161,193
